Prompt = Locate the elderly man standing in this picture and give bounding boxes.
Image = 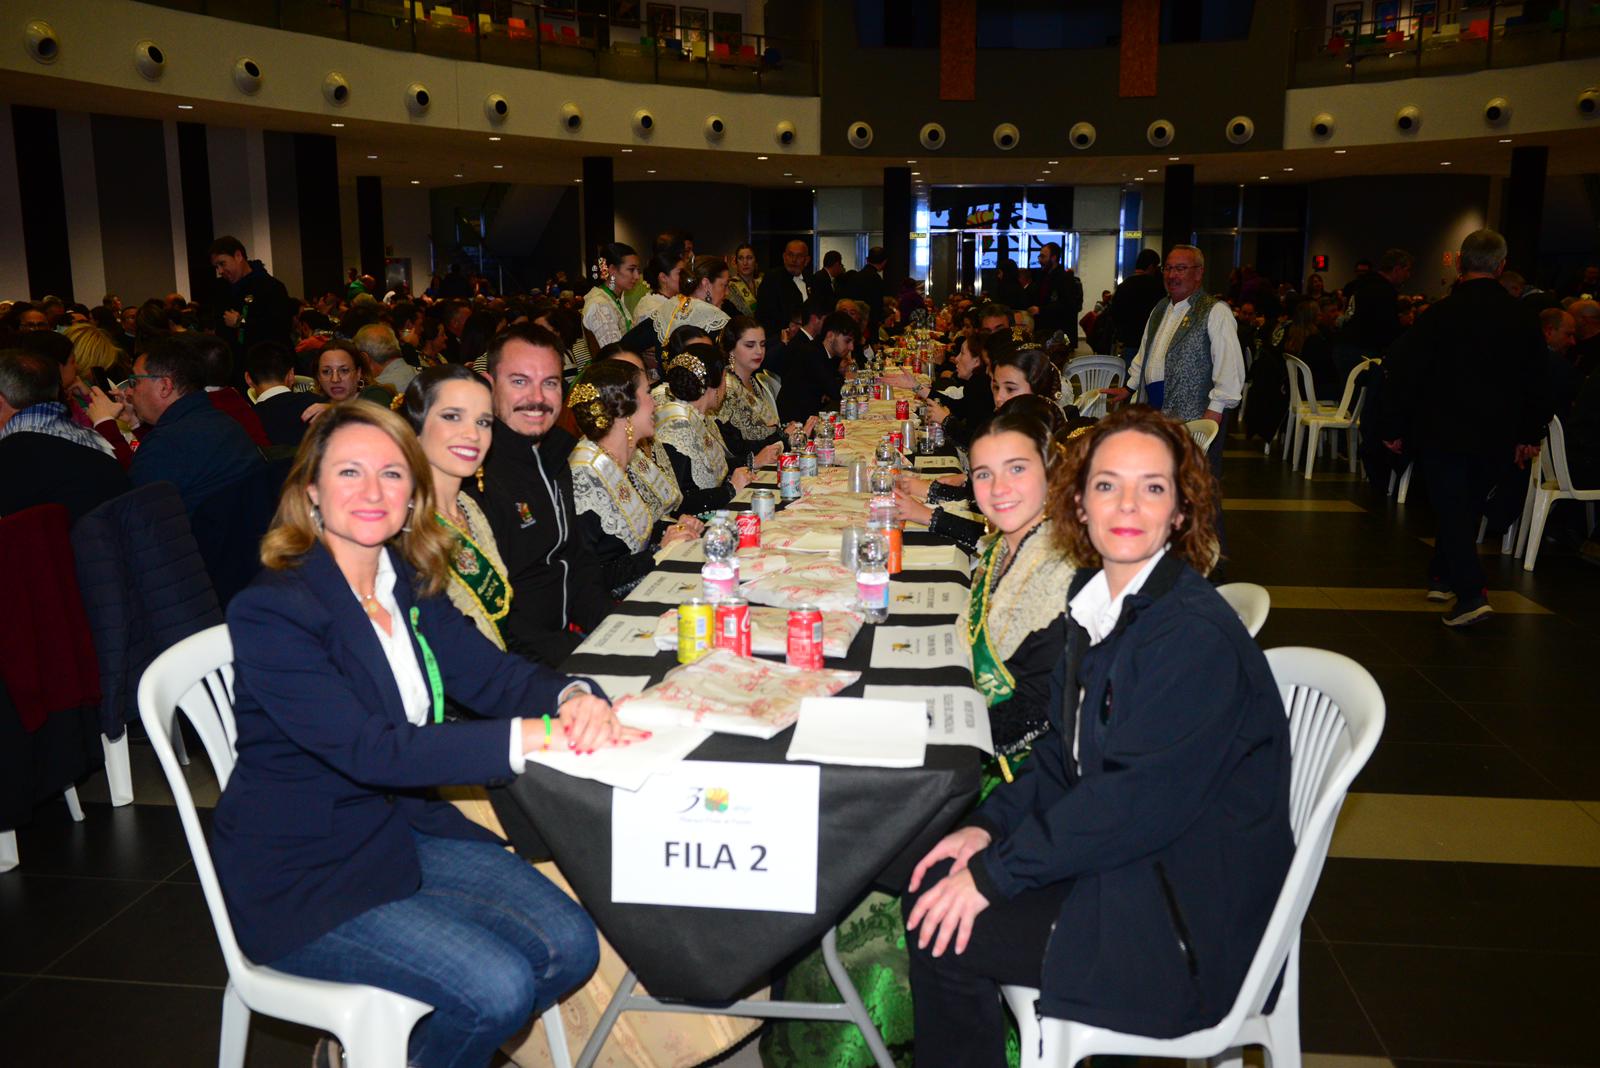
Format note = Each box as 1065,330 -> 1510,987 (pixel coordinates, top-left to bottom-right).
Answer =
354,323 -> 417,394
756,239 -> 813,342
1386,230 -> 1547,626
471,324 -> 613,667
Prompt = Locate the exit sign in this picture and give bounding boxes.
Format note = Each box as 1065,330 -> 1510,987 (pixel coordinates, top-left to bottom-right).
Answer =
1311,254 -> 1328,271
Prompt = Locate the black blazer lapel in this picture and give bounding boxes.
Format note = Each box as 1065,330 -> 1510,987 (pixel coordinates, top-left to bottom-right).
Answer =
296,544 -> 413,727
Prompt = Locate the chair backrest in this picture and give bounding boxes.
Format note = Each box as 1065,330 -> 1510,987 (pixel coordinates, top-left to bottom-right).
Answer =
137,625 -> 252,976
1282,354 -> 1323,416
1215,582 -> 1270,638
1062,355 -> 1124,403
1185,418 -> 1219,452
1328,358 -> 1372,421
1545,415 -> 1576,494
1215,647 -> 1383,1026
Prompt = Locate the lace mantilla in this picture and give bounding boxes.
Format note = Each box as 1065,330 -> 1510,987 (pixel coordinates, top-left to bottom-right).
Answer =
569,440 -> 652,552
970,521 -> 1075,663
581,286 -> 629,349
653,399 -> 729,491
652,295 -> 730,344
718,370 -> 780,444
629,448 -> 682,520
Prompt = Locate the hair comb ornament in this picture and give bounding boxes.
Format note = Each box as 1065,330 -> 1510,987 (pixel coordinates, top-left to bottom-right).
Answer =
1011,326 -> 1028,342
667,353 -> 707,383
568,381 -> 609,430
389,392 -> 406,412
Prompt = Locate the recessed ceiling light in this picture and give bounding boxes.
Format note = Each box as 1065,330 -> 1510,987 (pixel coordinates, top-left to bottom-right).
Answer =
757,155 -> 768,160
621,148 -> 633,153
1258,175 -> 1269,180
1282,166 -> 1294,172
647,169 -> 656,174
1498,138 -> 1512,143
1047,160 -> 1059,165
1135,177 -> 1144,182
1042,169 -> 1051,174
911,171 -> 920,176
453,173 -> 463,178
330,122 -> 345,128
1334,149 -> 1347,154
488,136 -> 501,142
575,178 -> 582,183
795,179 -> 803,184
410,179 -> 420,185
906,159 -> 917,164
1440,161 -> 1452,166
366,154 -> 378,160
177,104 -> 194,110
1146,168 -> 1157,173
493,163 -> 503,169
1168,156 -> 1180,161
783,172 -> 792,176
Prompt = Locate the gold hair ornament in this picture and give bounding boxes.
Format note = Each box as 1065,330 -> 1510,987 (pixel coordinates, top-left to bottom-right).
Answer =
568,381 -> 609,431
667,353 -> 707,383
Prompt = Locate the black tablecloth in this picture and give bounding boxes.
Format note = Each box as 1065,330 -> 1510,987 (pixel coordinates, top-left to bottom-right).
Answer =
495,478 -> 986,1002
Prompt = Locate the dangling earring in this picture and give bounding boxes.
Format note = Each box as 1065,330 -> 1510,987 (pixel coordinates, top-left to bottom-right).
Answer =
401,501 -> 414,533
625,419 -> 634,449
476,466 -> 485,493
311,504 -> 324,533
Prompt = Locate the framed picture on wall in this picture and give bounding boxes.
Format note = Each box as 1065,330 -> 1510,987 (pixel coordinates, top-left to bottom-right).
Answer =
712,10 -> 742,49
611,0 -> 641,28
1331,1 -> 1364,37
1411,0 -> 1439,31
679,6 -> 707,47
646,2 -> 675,38
1374,0 -> 1399,31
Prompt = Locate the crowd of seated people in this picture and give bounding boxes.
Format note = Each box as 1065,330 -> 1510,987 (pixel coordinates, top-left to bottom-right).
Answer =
2,221 -> 1596,1068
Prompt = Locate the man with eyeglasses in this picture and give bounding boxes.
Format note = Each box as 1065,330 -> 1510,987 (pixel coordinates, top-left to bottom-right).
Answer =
1108,245 -> 1245,436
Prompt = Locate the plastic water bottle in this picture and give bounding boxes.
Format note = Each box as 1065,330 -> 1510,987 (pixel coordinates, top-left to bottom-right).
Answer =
855,522 -> 891,623
868,465 -> 896,523
701,518 -> 739,601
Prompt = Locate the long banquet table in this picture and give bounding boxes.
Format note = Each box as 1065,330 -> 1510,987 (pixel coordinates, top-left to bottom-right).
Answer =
493,384 -> 986,1067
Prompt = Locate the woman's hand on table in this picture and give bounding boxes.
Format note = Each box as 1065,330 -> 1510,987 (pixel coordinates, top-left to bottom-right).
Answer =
896,473 -> 933,500
546,692 -> 651,755
754,442 -> 783,467
675,514 -> 706,536
893,488 -> 934,527
661,523 -> 697,547
934,473 -> 966,488
906,826 -> 995,957
730,467 -> 755,491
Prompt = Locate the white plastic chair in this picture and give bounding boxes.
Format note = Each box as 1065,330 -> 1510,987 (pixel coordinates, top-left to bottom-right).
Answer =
1185,418 -> 1219,453
1387,460 -> 1414,503
1515,416 -> 1600,572
1062,356 -> 1124,409
1003,646 -> 1385,1068
137,625 -> 573,1068
1299,361 -> 1370,481
1279,355 -> 1321,470
1216,582 -> 1271,638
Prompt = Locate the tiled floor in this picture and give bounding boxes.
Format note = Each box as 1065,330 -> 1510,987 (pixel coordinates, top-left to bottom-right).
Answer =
4,433 -> 1599,1067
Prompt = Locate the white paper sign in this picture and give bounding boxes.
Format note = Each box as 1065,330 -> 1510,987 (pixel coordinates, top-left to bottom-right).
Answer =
887,581 -> 970,616
573,615 -> 663,657
625,571 -> 706,605
914,455 -> 964,472
870,624 -> 971,670
863,685 -> 994,754
611,760 -> 819,914
901,544 -> 972,573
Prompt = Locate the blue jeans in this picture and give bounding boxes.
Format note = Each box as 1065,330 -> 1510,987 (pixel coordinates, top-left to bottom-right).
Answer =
272,831 -> 598,1068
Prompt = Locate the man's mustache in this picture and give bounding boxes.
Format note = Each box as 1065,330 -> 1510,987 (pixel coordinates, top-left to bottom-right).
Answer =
514,403 -> 554,415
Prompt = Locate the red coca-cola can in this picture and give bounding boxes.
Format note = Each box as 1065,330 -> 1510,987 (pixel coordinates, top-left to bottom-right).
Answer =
888,430 -> 904,453
895,399 -> 910,420
778,452 -> 799,470
786,604 -> 824,669
833,419 -> 846,441
872,382 -> 884,400
735,511 -> 761,549
715,599 -> 752,657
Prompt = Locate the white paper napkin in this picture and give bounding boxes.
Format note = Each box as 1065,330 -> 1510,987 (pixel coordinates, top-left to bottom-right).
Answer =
785,697 -> 929,768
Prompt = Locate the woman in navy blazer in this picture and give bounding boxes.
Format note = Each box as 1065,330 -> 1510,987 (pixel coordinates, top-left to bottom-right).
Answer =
215,400 -> 632,1068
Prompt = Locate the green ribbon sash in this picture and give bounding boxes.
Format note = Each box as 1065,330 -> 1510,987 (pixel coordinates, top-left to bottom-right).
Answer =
966,537 -> 1016,708
435,513 -> 512,630
407,606 -> 446,725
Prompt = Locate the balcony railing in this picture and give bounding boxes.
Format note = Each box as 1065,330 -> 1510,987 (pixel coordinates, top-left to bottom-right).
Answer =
146,0 -> 819,96
1290,0 -> 1600,87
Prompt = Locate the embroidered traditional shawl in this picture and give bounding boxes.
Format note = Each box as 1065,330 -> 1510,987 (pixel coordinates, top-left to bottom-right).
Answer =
652,398 -> 729,491
569,439 -> 653,553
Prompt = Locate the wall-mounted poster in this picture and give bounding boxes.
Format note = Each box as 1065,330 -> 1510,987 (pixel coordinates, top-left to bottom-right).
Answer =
1332,1 -> 1364,37
712,10 -> 742,49
647,2 -> 675,38
680,6 -> 708,48
611,0 -> 641,28
1411,0 -> 1439,31
1374,0 -> 1399,31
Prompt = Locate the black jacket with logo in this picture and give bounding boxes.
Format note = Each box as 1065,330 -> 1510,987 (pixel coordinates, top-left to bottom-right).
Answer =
470,422 -> 613,667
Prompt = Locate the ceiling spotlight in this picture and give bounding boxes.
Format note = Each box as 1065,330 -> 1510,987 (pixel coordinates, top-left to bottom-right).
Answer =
1282,166 -> 1294,172
783,171 -> 792,176
907,159 -> 917,163
493,163 -> 503,169
1042,169 -> 1051,174
757,155 -> 768,160
1334,148 -> 1347,154
1135,177 -> 1144,182
488,135 -> 501,141
1168,156 -> 1180,161
330,122 -> 345,128
575,178 -> 582,183
1258,175 -> 1269,180
1034,178 -> 1044,182
410,179 -> 420,185
621,148 -> 633,153
177,104 -> 194,110
794,179 -> 803,184
1498,137 -> 1512,143
366,154 -> 378,159
1440,161 -> 1452,166
453,172 -> 463,178
1146,168 -> 1157,173
1047,160 -> 1059,165
911,171 -> 920,176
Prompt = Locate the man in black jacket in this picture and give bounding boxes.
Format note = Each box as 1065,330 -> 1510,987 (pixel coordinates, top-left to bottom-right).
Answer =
841,246 -> 891,335
777,311 -> 855,425
1109,248 -> 1166,359
1027,242 -> 1083,348
1385,230 -> 1547,626
756,239 -> 812,341
1337,248 -> 1411,378
208,236 -> 292,361
809,249 -> 845,306
0,351 -> 128,523
471,325 -> 613,666
244,341 -> 318,449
